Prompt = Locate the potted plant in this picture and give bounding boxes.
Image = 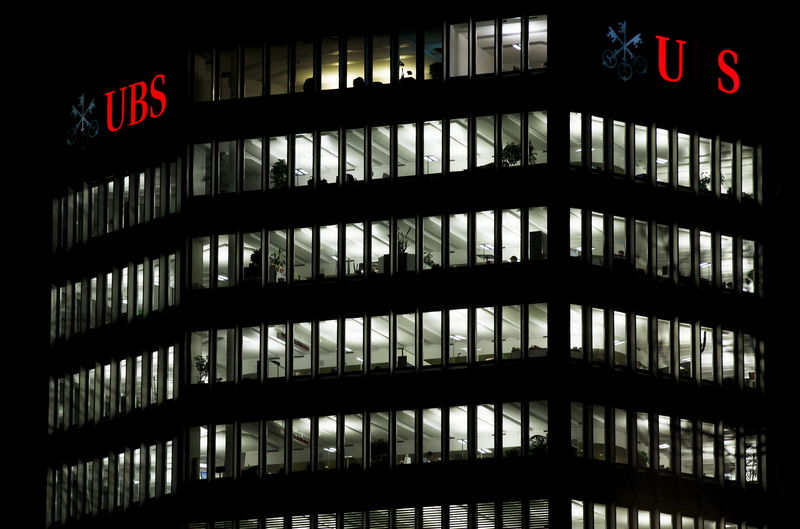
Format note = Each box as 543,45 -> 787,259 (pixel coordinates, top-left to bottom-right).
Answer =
529,434 -> 547,455
193,354 -> 209,383
501,142 -> 537,167
269,247 -> 287,282
244,248 -> 262,283
271,159 -> 288,189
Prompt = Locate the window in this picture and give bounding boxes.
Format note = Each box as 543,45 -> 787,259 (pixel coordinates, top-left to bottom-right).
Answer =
396,217 -> 416,272
292,418 -> 312,472
422,408 -> 443,462
591,308 -> 606,363
372,35 -> 391,84
240,422 -> 259,477
592,405 -> 606,460
528,15 -> 548,69
243,138 -> 263,191
319,224 -> 339,279
292,322 -> 312,376
321,36 -> 340,90
475,20 -> 495,75
295,41 -> 314,92
449,406 -> 469,460
591,116 -> 604,170
702,422 -> 716,478
396,410 -> 416,464
591,212 -> 604,266
502,403 -> 522,456
424,26 -> 443,80
192,144 -> 212,196
269,135 -> 289,189
370,221 -> 390,275
680,419 -> 694,474
528,111 -> 547,164
318,319 -> 338,375
475,211 -> 495,265
571,403 -> 584,457
634,125 -> 648,179
266,420 -> 286,474
615,409 -> 628,464
449,23 -> 469,77
344,414 -> 363,469
370,315 -> 390,371
371,126 -> 391,179
191,331 -> 210,384
658,415 -> 671,470
475,116 -> 495,168
396,313 -> 416,369
476,404 -> 495,458
398,29 -> 416,80
346,35 -> 365,87
270,44 -> 289,95
502,17 -> 522,72
720,141 -> 733,196
656,224 -> 670,278
655,128 -> 669,183
636,412 -> 650,468
569,113 -> 582,166
449,214 -> 468,267
449,118 -> 469,172
699,137 -> 712,191
191,237 -> 210,289
569,208 -> 582,258
422,311 -> 442,366
293,228 -> 313,281
635,315 -> 649,371
742,145 -> 755,198
345,128 -> 365,181
294,133 -> 315,186
656,319 -> 671,375
501,305 -> 522,360
677,133 -> 690,186
244,46 -> 263,98
570,304 -> 583,359
448,308 -> 468,365
218,48 -> 238,100
423,121 -> 443,174
476,306 -> 495,362
317,415 -> 337,470
370,412 -> 390,468
320,130 -> 339,183
612,120 -> 625,174
344,317 -> 364,372
241,326 -> 260,381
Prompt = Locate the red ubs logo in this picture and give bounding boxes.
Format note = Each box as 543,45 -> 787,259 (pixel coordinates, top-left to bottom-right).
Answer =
104,74 -> 167,132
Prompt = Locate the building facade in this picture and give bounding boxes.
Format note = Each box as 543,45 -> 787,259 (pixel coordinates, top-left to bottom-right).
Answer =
46,10 -> 777,529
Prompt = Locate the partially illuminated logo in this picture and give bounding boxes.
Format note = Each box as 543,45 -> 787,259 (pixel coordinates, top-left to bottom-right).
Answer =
66,94 -> 99,147
603,21 -> 648,81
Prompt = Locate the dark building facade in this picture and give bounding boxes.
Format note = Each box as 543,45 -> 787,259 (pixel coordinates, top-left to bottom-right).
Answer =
45,10 -> 787,529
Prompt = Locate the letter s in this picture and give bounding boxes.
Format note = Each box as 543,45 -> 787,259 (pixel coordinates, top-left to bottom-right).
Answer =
717,49 -> 740,94
149,74 -> 167,118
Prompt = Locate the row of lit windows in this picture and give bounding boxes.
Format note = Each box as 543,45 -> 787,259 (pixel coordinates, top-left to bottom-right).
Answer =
570,500 -> 764,529
191,208 -> 547,288
568,209 -> 761,294
49,347 -> 176,432
568,402 -> 763,484
192,16 -> 548,102
53,159 -> 181,253
46,440 -> 175,526
50,253 -> 178,341
48,304 -> 764,421
186,306 -> 547,384
570,113 -> 761,201
187,401 -> 548,480
179,500 -> 764,529
190,112 -> 548,195
568,306 -> 764,390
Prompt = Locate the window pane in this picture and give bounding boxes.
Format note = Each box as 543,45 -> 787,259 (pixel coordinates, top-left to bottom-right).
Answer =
593,405 -> 606,460
292,323 -> 312,376
613,311 -> 627,367
370,412 -> 390,468
318,415 -> 337,470
528,15 -> 548,69
345,129 -> 365,181
267,324 -> 286,378
742,145 -> 754,198
476,20 -> 495,75
591,212 -> 604,266
678,133 -> 690,186
266,420 -> 285,474
422,408 -> 442,462
613,120 -> 625,174
657,319 -> 671,375
425,27 -> 443,80
269,136 -> 289,189
192,144 -> 212,196
476,306 -> 494,362
294,133 -> 314,186
372,35 -> 390,84
396,410 -> 416,464
191,331 -> 209,384
344,317 -> 364,372
240,421 -> 259,477
344,414 -> 363,469
723,425 -> 736,480
370,315 -> 390,371
345,223 -> 364,276
448,406 -> 469,460
635,315 -> 649,371
293,228 -> 312,281
656,128 -> 669,183
699,231 -> 712,286
634,220 -> 648,274
295,41 -> 314,92
569,208 -> 582,258
502,17 -> 522,72
371,221 -> 390,275
680,419 -> 694,474
528,111 -> 547,164
571,402 -> 584,456
528,303 -> 547,356
449,117 -> 468,172
570,304 -> 583,359
346,35 -> 365,88
320,130 -> 339,183
319,224 -> 339,279
243,138 -> 262,191
218,140 -> 236,194
449,23 -> 469,77
193,50 -> 213,102
292,418 -> 312,472
615,409 -> 628,464
448,308 -> 468,365
591,116 -> 604,170
678,228 -> 691,282
637,412 -> 650,468
241,326 -> 260,381
592,308 -> 606,363
243,46 -> 263,98
634,125 -> 648,179
398,29 -> 416,80
397,123 -> 416,177
218,48 -> 238,100
501,305 -> 521,359
422,216 -> 442,270
422,311 -> 442,366
215,328 -> 235,382
476,404 -> 495,458
720,141 -> 733,195
569,112 -> 581,166
721,235 -> 734,289
242,232 -> 262,286
321,36 -> 340,90
215,424 -> 234,478
742,239 -> 756,293
318,319 -> 338,375
396,313 -> 416,369
699,137 -> 712,191
702,422 -> 716,477
217,234 -> 235,287
658,415 -> 672,470
475,211 -> 495,265
501,114 -> 522,167
502,403 -> 522,456
371,126 -> 391,180
396,217 -> 416,271
268,230 -> 287,284
423,120 -> 443,174
679,322 -> 692,378
475,115 -> 495,168
656,224 -> 670,278
449,213 -> 468,267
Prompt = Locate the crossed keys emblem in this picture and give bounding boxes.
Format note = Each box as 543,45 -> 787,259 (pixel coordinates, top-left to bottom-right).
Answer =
603,21 -> 648,81
67,93 -> 99,146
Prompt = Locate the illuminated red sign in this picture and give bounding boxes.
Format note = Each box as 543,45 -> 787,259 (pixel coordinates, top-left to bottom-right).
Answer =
104,74 -> 167,132
655,35 -> 741,94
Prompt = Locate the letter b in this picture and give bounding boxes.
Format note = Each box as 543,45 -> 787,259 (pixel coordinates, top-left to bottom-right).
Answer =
128,81 -> 149,126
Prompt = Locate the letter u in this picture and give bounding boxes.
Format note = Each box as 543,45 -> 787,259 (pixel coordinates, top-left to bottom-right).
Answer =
655,35 -> 687,83
104,86 -> 127,132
